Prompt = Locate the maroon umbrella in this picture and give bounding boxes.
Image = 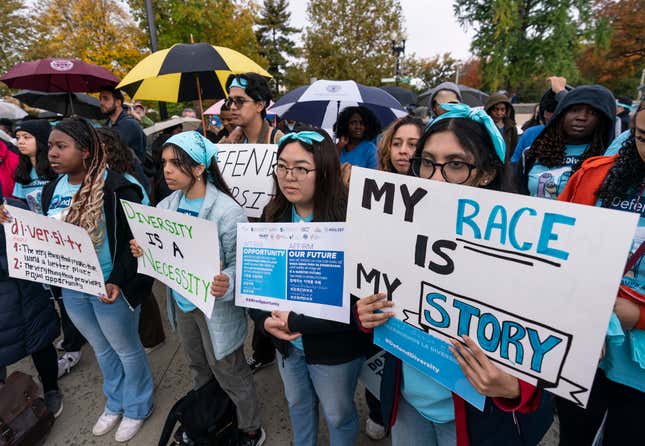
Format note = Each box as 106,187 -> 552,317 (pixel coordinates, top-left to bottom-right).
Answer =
0,58 -> 119,92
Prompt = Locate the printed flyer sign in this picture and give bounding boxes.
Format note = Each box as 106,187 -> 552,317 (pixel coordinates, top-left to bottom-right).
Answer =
360,350 -> 387,399
345,167 -> 638,408
121,200 -> 220,318
3,204 -> 106,296
216,144 -> 277,218
236,222 -> 349,323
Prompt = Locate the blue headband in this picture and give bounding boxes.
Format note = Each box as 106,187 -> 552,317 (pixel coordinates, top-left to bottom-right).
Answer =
165,131 -> 218,168
428,103 -> 506,163
229,76 -> 247,91
617,101 -> 634,111
278,131 -> 325,147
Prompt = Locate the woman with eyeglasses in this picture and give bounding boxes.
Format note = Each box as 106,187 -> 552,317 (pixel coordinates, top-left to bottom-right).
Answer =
355,104 -> 553,446
249,129 -> 369,446
220,73 -> 283,145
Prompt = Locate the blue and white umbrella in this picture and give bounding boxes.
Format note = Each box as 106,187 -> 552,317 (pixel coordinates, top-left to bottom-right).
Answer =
268,80 -> 408,134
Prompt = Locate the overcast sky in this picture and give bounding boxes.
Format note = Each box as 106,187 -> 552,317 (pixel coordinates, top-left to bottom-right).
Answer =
287,0 -> 474,60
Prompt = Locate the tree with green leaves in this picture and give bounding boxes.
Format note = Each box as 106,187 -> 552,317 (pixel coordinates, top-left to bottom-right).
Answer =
0,0 -> 34,92
454,0 -> 592,100
304,0 -> 404,85
256,0 -> 300,94
404,53 -> 458,92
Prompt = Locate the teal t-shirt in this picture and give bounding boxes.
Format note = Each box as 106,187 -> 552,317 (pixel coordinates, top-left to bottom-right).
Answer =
47,174 -> 113,279
527,144 -> 588,199
401,364 -> 455,423
289,206 -> 313,351
598,190 -> 645,391
171,195 -> 204,312
123,173 -> 150,206
13,167 -> 50,214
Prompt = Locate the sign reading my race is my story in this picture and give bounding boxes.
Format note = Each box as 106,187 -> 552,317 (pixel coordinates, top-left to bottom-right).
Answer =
236,222 -> 349,323
344,167 -> 639,409
121,200 -> 220,319
216,144 -> 277,219
3,204 -> 106,296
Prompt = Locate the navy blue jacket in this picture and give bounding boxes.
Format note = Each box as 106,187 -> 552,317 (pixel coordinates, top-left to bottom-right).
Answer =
0,199 -> 59,367
105,110 -> 147,161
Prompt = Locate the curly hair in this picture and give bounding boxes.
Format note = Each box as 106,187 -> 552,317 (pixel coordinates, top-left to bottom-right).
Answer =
97,128 -> 138,177
525,106 -> 611,172
54,117 -> 106,248
598,101 -> 645,206
378,116 -> 424,172
334,106 -> 381,141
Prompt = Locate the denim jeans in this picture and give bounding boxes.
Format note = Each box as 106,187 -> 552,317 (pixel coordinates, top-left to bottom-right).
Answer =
392,396 -> 456,446
277,345 -> 363,446
62,289 -> 154,419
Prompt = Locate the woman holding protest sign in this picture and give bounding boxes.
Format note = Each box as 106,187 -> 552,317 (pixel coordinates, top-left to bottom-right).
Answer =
556,101 -> 645,445
129,130 -> 265,446
356,104 -> 553,446
248,129 -> 369,446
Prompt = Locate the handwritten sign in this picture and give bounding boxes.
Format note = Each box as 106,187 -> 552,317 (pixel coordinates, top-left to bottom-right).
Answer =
344,167 -> 639,408
236,222 -> 349,323
121,200 -> 220,318
3,205 -> 106,296
216,144 -> 277,219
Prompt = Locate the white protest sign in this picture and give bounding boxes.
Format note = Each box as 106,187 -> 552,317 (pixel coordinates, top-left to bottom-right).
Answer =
3,205 -> 106,296
216,144 -> 277,218
236,222 -> 349,323
345,167 -> 639,408
121,200 -> 220,318
360,350 -> 387,398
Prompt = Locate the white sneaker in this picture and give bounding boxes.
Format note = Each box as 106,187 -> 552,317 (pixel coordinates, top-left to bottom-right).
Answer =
92,411 -> 121,436
57,351 -> 81,378
365,417 -> 386,440
115,417 -> 145,442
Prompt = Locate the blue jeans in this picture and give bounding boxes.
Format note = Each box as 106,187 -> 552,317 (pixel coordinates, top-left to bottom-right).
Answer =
392,396 -> 456,446
62,289 -> 154,419
277,345 -> 362,446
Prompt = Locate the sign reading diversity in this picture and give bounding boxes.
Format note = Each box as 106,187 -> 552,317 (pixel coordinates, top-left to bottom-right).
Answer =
3,204 -> 106,296
121,200 -> 220,318
236,222 -> 349,323
216,144 -> 277,218
344,167 -> 639,408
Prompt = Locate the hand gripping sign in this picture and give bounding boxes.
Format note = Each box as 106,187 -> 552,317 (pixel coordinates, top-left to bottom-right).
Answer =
344,167 -> 638,408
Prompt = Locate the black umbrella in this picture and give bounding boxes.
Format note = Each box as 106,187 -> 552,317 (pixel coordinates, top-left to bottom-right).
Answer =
379,86 -> 417,107
13,90 -> 103,119
418,84 -> 490,108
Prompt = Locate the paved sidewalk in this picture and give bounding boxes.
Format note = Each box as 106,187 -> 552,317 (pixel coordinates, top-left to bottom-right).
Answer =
8,283 -> 558,445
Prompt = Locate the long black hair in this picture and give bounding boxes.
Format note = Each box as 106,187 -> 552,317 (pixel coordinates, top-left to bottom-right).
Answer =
413,118 -> 506,191
97,128 -> 146,186
598,101 -> 645,206
161,142 -> 233,199
264,128 -> 347,222
334,106 -> 381,141
14,123 -> 56,185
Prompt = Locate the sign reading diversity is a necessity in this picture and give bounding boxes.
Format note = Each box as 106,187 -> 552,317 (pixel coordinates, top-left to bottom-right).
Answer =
344,167 -> 639,408
121,200 -> 220,318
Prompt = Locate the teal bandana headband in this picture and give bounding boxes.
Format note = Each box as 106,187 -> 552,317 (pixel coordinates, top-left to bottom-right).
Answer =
229,76 -> 248,91
278,131 -> 325,147
428,103 -> 506,163
165,131 -> 218,168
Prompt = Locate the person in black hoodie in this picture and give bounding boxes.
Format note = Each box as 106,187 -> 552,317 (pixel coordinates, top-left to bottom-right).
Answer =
40,117 -> 154,442
249,129 -> 369,446
515,85 -> 616,199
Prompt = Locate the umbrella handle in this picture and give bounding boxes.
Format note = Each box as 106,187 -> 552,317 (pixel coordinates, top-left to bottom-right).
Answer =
195,75 -> 207,137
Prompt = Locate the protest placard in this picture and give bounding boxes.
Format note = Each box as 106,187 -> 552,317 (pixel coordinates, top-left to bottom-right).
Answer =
236,222 -> 349,323
121,200 -> 220,318
360,350 -> 387,398
344,167 -> 639,408
3,204 -> 105,296
216,144 -> 277,218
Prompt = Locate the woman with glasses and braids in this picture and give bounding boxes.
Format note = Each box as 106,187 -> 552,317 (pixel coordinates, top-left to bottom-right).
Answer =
37,117 -> 153,442
355,104 -> 553,446
249,129 -> 369,446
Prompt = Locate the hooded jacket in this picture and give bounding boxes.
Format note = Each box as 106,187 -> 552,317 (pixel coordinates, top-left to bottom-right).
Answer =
485,94 -> 517,164
515,85 -> 616,195
40,170 -> 153,308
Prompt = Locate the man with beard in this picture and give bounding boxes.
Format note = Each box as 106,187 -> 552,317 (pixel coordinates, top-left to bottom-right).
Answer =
99,86 -> 147,161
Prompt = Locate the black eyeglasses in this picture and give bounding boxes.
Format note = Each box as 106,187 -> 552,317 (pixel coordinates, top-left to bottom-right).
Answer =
410,157 -> 477,184
274,164 -> 316,180
224,96 -> 255,108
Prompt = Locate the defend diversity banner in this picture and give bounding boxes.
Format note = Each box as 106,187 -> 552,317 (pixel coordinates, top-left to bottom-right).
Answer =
216,144 -> 277,218
236,222 -> 349,323
3,204 -> 106,296
121,200 -> 220,318
344,167 -> 639,408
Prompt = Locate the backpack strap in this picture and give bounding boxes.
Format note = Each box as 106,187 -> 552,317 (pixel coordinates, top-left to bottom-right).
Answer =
269,127 -> 278,144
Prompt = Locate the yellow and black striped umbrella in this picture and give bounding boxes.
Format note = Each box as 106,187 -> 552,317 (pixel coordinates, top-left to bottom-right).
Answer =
116,43 -> 271,102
